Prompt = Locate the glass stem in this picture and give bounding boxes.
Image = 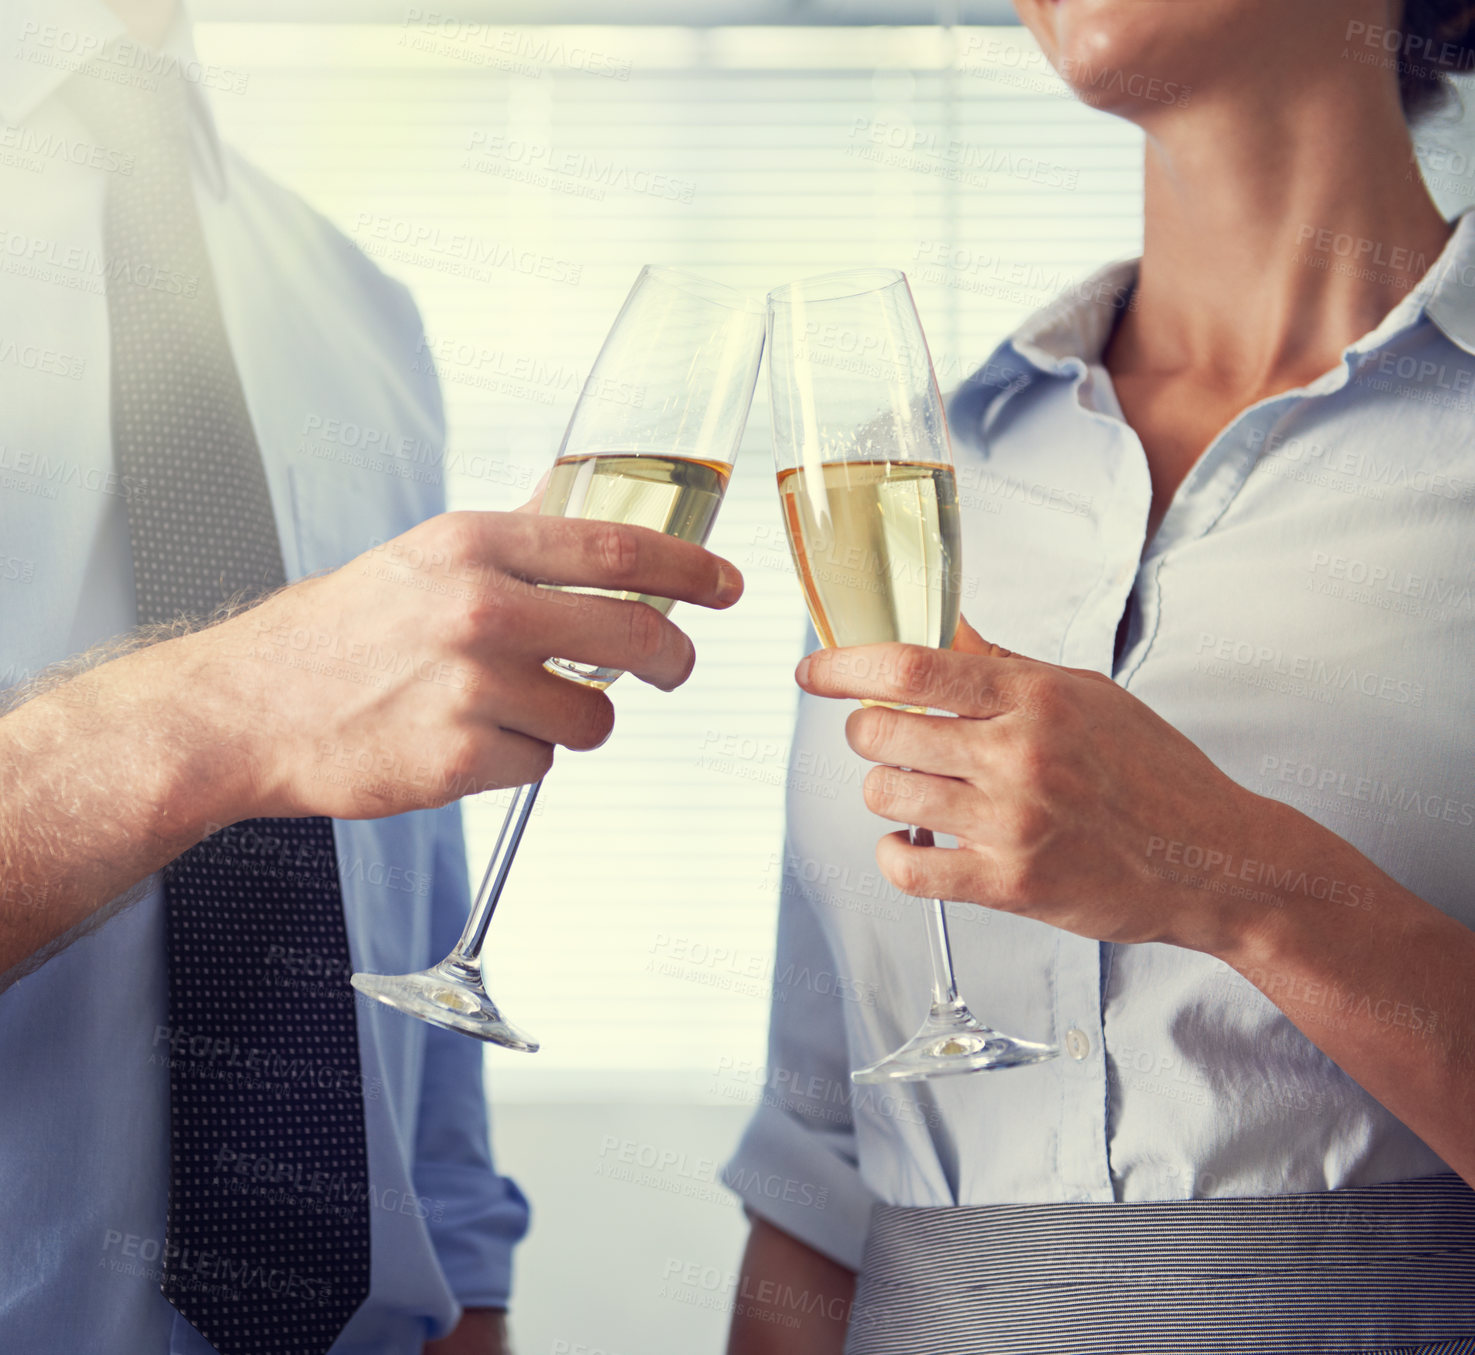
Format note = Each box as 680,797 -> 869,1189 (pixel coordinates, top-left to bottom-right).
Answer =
923,899 -> 962,1010
446,778 -> 544,974
911,824 -> 962,1011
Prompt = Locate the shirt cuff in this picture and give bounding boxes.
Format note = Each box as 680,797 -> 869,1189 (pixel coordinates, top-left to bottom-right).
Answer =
415,1162 -> 530,1309
721,1101 -> 879,1272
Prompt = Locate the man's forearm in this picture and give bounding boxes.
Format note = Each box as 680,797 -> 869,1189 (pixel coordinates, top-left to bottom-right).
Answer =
0,634 -> 246,985
0,507 -> 747,988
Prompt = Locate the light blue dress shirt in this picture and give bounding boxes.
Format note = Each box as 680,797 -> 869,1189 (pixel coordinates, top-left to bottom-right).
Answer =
0,2 -> 528,1349
725,214 -> 1475,1269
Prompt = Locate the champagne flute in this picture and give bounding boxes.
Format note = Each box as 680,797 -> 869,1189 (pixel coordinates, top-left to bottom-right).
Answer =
352,266 -> 766,1044
767,267 -> 1058,1082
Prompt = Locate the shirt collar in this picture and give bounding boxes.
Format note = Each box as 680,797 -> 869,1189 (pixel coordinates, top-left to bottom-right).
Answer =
1008,255 -> 1140,374
949,209 -> 1475,449
1403,207 -> 1475,356
947,256 -> 1137,448
0,0 -> 227,198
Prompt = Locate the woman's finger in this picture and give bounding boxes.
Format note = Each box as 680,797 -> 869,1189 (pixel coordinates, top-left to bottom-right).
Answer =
845,705 -> 988,780
798,642 -> 1037,717
861,765 -> 986,840
874,830 -> 1005,904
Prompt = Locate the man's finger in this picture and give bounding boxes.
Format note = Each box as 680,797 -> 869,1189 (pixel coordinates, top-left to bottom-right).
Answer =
466,511 -> 744,610
455,577 -> 701,693
451,727 -> 558,798
472,662 -> 616,752
523,591 -> 698,692
797,643 -> 1035,717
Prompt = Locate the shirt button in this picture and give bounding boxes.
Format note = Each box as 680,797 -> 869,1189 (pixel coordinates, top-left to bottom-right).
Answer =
1064,1028 -> 1091,1060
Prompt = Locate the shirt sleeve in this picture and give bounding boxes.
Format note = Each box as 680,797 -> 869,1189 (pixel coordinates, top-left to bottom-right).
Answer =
721,845 -> 880,1271
412,802 -> 531,1309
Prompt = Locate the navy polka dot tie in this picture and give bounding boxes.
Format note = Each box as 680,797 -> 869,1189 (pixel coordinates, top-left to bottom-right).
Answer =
66,46 -> 371,1355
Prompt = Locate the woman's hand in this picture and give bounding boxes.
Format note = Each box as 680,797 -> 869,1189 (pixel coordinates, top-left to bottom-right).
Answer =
798,621 -> 1475,1187
796,619 -> 1300,960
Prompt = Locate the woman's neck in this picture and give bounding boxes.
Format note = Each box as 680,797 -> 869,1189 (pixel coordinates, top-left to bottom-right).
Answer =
1110,78 -> 1454,395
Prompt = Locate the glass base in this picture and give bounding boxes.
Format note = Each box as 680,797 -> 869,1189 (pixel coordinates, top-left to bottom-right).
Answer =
351,961 -> 539,1050
851,1002 -> 1057,1083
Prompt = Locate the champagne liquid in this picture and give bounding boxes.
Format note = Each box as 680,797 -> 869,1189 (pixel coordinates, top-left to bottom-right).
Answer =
541,452 -> 731,686
777,459 -> 961,651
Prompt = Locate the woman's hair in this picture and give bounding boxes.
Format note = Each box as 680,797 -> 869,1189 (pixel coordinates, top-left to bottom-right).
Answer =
1399,1 -> 1475,120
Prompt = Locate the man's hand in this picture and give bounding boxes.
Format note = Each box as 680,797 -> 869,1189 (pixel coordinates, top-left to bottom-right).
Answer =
192,508 -> 743,822
424,1307 -> 510,1355
0,505 -> 741,980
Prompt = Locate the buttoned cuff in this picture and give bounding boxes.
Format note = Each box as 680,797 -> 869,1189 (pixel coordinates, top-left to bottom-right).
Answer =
416,1163 -> 530,1309
721,1102 -> 879,1272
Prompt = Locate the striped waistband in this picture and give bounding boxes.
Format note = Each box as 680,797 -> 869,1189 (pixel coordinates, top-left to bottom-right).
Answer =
844,1173 -> 1475,1355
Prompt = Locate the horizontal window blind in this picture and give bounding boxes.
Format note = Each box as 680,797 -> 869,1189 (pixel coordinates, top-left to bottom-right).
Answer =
196,22 -> 1150,1094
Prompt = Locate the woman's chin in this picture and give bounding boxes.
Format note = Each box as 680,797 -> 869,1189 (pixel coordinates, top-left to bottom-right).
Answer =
1049,19 -> 1204,120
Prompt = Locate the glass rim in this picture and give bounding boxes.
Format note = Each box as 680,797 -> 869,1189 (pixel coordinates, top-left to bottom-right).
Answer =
767,267 -> 908,307
638,264 -> 766,314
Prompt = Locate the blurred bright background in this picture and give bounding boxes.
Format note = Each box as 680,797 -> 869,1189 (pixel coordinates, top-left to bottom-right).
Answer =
190,3 -> 1475,1349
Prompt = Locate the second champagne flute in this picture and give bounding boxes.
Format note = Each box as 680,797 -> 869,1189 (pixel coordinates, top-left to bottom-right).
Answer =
352,266 -> 766,1044
767,267 -> 1058,1082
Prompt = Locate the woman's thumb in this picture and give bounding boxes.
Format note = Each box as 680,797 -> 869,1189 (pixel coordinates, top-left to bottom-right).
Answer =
953,616 -> 1022,660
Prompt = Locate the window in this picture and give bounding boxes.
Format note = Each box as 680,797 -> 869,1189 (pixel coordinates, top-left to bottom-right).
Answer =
199,19 -> 1145,1100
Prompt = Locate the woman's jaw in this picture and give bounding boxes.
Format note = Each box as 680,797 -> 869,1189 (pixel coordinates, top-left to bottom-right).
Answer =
1009,0 -> 1398,129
